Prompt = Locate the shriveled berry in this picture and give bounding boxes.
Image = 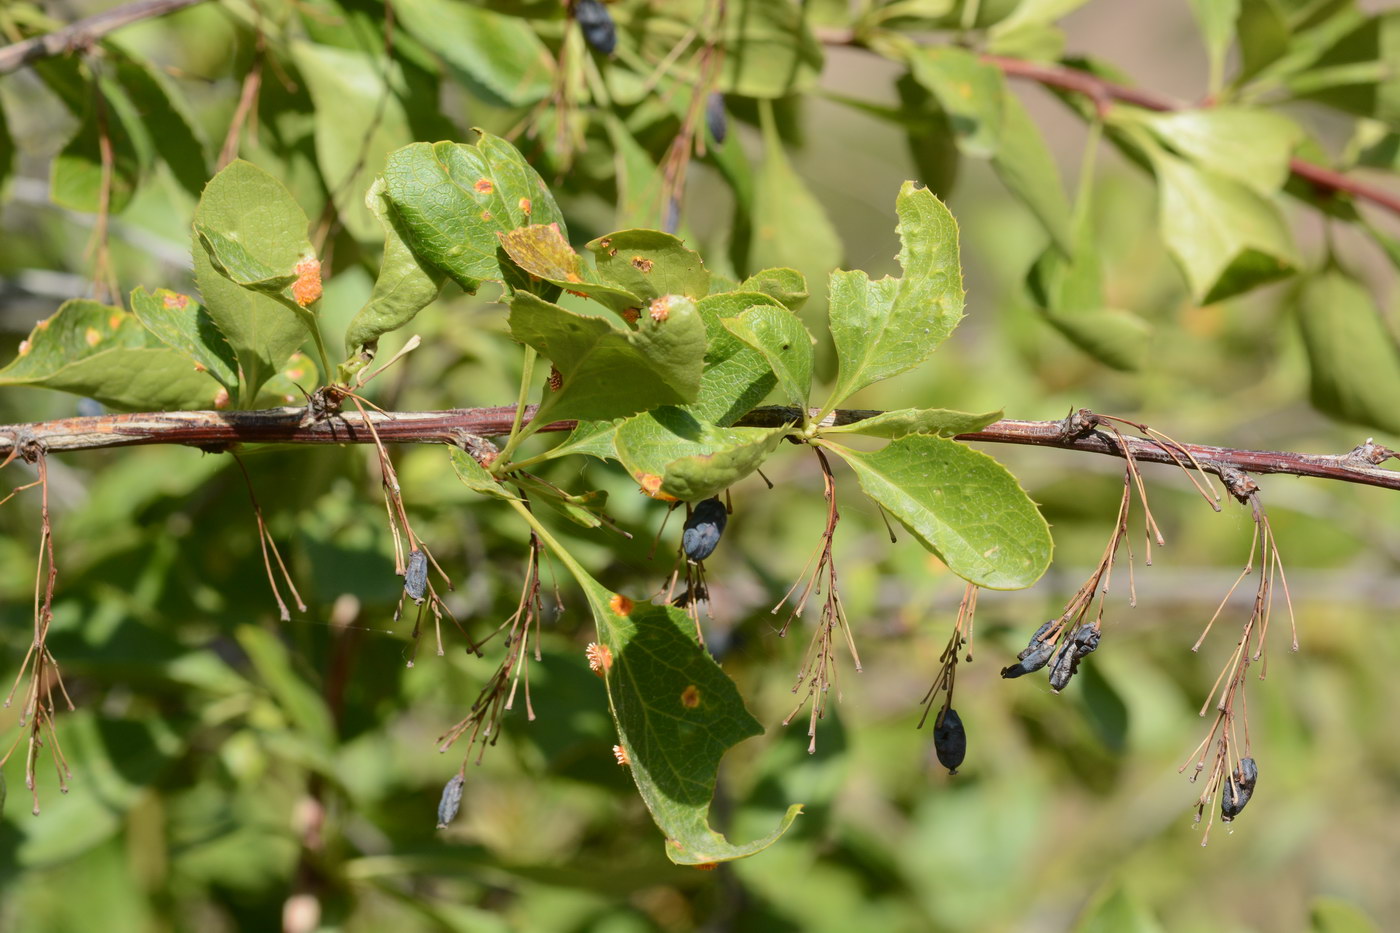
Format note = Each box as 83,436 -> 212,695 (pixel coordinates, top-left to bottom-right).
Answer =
1070,624 -> 1101,657
1047,641 -> 1077,692
404,548 -> 428,602
436,773 -> 465,829
575,0 -> 616,56
706,92 -> 728,144
682,497 -> 727,562
933,707 -> 966,775
1221,757 -> 1258,822
1001,620 -> 1057,678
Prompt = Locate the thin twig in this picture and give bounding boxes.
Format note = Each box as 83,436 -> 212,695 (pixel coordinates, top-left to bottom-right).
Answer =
0,0 -> 207,75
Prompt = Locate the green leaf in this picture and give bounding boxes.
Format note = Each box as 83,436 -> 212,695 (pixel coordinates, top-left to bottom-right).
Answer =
130,286 -> 239,393
1310,897 -> 1382,933
570,571 -> 802,863
690,292 -> 785,426
1296,268 -> 1400,435
543,418 -> 622,462
587,229 -> 712,302
448,447 -> 519,501
615,407 -> 789,501
1237,0 -> 1291,81
236,625 -> 336,753
1138,136 -> 1298,303
1125,106 -> 1303,195
290,41 -> 415,242
750,102 -> 842,309
1287,12 -> 1400,125
343,177 -> 446,357
906,45 -> 1006,158
499,223 -> 643,313
739,268 -> 810,312
1026,198 -> 1151,371
0,299 -> 224,410
603,114 -> 668,230
989,87 -> 1074,254
819,408 -> 1002,439
109,50 -> 209,198
192,160 -> 317,403
509,291 -> 706,424
828,435 -> 1052,589
383,134 -> 565,294
892,72 -> 961,198
823,182 -> 964,411
1188,0 -> 1240,91
513,474 -> 611,529
720,305 -> 814,411
393,0 -> 553,107
50,80 -> 142,214
0,99 -> 12,195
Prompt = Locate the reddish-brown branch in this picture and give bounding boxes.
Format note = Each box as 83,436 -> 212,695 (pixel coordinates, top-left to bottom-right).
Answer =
815,27 -> 1400,219
1,405 -> 1396,492
0,0 -> 207,75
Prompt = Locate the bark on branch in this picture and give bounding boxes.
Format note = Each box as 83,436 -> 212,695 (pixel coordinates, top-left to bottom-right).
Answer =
0,0 -> 207,75
1,405 -> 1396,492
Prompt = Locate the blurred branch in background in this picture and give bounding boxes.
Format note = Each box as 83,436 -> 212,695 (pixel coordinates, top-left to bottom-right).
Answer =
0,0 -> 208,75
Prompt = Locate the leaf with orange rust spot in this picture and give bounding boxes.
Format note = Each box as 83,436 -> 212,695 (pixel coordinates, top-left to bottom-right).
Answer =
615,407 -> 788,502
0,299 -> 222,410
497,223 -> 642,315
508,291 -> 705,424
131,287 -> 239,393
563,570 -> 801,864
586,229 -> 711,301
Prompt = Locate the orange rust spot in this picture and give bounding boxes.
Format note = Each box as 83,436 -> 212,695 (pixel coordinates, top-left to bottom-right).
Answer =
609,593 -> 633,616
479,449 -> 498,469
597,237 -> 611,251
36,318 -> 50,330
648,297 -> 670,322
163,292 -> 189,310
286,366 -> 305,381
680,685 -> 701,708
547,365 -> 563,392
518,197 -> 532,215
621,308 -> 640,325
108,313 -> 123,330
292,258 -> 322,307
612,744 -> 630,766
193,362 -> 207,373
481,210 -> 492,221
631,256 -> 654,273
586,642 -> 613,675
213,387 -> 231,409
84,327 -> 101,347
693,863 -> 718,871
474,178 -> 494,194
566,289 -> 588,298
17,340 -> 30,356
636,472 -> 678,501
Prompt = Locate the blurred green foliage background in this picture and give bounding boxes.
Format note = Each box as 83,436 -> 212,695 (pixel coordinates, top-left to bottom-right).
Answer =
2,1 -> 1400,931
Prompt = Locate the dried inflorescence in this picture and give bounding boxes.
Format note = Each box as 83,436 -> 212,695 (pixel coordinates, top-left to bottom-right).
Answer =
919,583 -> 978,773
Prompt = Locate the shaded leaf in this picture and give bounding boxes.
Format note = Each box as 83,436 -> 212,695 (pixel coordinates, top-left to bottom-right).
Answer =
1296,268 -> 1400,435
739,268 -> 809,312
1310,897 -> 1383,933
906,45 -> 1005,158
130,287 -> 239,393
819,408 -> 1002,439
109,50 -> 208,198
394,0 -> 553,106
720,305 -> 814,410
514,474 -> 610,528
1287,12 -> 1400,125
990,87 -> 1074,254
750,102 -> 842,310
50,80 -> 142,214
824,182 -> 964,411
1188,0 -> 1240,90
0,299 -> 223,411
828,435 -> 1052,589
383,134 -> 565,294
1237,0 -> 1291,81
615,407 -> 789,501
290,41 -> 415,242
509,291 -> 706,424
343,177 -> 446,357
1074,886 -> 1166,933
692,291 -> 785,425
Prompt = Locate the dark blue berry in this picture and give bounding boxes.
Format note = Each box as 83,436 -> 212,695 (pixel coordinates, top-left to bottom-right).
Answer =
933,707 -> 966,774
682,497 -> 727,562
575,0 -> 616,56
